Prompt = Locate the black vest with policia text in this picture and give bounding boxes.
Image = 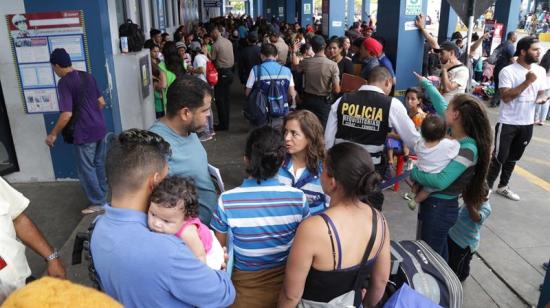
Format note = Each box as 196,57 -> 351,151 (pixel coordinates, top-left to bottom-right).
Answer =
335,90 -> 391,165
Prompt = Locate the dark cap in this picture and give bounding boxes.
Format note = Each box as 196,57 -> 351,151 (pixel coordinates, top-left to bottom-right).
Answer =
435,41 -> 460,56
269,28 -> 280,36
310,35 -> 326,52
514,36 -> 539,57
49,48 -> 71,68
247,31 -> 259,42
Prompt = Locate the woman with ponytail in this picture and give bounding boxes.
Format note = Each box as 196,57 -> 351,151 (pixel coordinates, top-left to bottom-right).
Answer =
412,72 -> 492,261
279,143 -> 391,308
210,126 -> 309,308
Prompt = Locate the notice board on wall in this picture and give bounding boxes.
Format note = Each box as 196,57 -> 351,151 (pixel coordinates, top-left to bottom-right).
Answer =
6,10 -> 90,114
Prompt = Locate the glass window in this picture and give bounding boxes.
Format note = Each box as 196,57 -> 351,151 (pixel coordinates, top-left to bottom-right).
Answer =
115,0 -> 127,26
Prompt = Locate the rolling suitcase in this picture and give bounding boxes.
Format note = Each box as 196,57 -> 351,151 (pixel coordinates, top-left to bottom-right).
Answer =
387,240 -> 463,308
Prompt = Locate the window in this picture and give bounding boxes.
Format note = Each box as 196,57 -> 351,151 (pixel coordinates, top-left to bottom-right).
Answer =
115,0 -> 127,26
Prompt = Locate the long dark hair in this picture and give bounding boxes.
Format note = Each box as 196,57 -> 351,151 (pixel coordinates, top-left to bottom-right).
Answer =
450,94 -> 492,220
283,110 -> 325,175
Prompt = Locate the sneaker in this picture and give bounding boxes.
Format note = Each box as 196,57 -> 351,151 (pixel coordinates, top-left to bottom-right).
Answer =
543,262 -> 549,271
496,186 -> 520,201
407,199 -> 418,211
81,205 -> 105,215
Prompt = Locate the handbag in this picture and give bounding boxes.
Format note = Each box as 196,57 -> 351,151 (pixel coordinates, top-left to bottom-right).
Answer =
298,209 -> 383,308
61,71 -> 87,144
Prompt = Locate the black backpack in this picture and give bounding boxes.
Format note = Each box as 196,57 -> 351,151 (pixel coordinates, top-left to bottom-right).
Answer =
244,65 -> 269,126
118,19 -> 145,52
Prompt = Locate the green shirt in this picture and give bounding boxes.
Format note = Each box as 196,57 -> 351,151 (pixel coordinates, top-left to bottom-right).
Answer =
158,62 -> 176,109
411,79 -> 479,199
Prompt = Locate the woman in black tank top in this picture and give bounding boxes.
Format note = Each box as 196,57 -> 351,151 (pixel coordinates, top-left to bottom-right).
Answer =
278,143 -> 391,308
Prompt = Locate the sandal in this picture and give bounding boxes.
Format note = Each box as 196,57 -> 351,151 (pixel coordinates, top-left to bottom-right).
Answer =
81,205 -> 105,215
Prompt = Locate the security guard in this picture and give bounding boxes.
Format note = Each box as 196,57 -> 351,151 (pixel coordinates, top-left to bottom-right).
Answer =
325,66 -> 420,209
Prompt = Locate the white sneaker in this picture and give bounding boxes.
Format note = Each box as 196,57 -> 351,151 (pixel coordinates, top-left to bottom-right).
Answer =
496,186 -> 520,201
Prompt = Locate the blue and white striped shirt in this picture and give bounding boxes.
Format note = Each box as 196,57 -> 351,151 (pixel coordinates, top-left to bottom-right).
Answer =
277,157 -> 327,215
448,202 -> 492,251
210,177 -> 309,271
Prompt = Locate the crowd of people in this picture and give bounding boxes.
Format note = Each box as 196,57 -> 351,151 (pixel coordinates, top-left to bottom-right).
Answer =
2,11 -> 550,308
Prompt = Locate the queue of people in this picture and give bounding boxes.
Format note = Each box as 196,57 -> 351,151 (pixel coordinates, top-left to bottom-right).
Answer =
2,10 -> 549,308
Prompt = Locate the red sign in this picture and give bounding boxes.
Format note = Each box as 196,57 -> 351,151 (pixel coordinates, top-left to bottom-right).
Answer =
7,10 -> 82,32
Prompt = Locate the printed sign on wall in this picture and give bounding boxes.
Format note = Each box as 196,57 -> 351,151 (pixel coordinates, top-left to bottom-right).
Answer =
6,10 -> 90,114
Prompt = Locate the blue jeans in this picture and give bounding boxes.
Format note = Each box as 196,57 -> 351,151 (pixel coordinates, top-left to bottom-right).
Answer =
75,138 -> 108,205
417,196 -> 459,261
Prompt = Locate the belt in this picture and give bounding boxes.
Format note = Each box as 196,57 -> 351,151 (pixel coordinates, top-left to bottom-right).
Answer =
303,92 -> 330,98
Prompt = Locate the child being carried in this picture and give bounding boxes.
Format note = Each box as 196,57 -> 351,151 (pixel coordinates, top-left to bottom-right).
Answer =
148,175 -> 224,269
406,115 -> 460,210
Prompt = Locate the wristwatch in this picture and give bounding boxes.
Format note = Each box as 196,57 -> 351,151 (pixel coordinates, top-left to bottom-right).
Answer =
45,248 -> 60,262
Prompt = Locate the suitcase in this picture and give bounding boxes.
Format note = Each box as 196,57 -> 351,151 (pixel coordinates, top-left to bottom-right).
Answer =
387,240 -> 463,308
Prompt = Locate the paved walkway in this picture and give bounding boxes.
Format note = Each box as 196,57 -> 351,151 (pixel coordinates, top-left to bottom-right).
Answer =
18,76 -> 548,307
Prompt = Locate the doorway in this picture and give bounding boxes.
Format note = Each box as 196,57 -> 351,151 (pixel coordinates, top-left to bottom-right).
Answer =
0,83 -> 19,176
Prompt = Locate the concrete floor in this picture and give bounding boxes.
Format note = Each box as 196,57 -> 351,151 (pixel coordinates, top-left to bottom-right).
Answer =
16,76 -> 549,307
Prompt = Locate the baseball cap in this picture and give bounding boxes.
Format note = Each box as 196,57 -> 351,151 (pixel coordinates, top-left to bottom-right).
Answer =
514,36 -> 538,57
434,41 -> 460,55
49,48 -> 72,68
363,37 -> 383,56
175,41 -> 186,50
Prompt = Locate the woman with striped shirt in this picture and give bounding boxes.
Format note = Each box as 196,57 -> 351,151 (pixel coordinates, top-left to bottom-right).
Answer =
278,110 -> 328,215
211,126 -> 309,308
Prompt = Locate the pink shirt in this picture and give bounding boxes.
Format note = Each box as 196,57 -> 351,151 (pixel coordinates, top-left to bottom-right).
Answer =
175,217 -> 213,253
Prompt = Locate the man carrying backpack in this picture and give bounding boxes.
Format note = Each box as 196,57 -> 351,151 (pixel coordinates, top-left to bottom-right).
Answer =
490,31 -> 517,107
244,43 -> 296,129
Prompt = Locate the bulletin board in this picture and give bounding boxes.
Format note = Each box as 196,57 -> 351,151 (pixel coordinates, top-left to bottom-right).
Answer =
6,10 -> 90,114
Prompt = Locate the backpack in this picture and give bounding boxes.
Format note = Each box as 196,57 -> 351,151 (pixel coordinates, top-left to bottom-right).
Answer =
243,64 -> 288,126
265,65 -> 287,118
487,43 -> 505,65
118,19 -> 145,52
206,60 -> 218,86
243,65 -> 269,126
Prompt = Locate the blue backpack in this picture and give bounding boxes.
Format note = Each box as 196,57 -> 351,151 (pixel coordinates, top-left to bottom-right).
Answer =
243,64 -> 287,126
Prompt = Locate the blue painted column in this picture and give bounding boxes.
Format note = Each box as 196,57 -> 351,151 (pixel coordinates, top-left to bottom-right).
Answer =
300,0 -> 313,27
438,0 -> 459,43
377,0 -> 428,99
347,0 -> 355,27
322,0 -> 345,37
24,0 -> 116,178
286,0 -> 296,23
253,0 -> 262,19
494,0 -> 521,35
362,0 -> 370,23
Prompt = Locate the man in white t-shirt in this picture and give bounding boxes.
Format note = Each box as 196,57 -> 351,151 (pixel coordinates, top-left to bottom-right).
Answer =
0,177 -> 66,302
486,37 -> 549,201
192,44 -> 209,82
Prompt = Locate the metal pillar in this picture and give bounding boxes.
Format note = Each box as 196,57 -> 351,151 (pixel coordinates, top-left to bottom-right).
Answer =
494,0 -> 522,35
347,0 -> 355,27
322,0 -> 345,37
300,0 -> 313,27
438,0 -> 459,43
362,0 -> 370,22
286,0 -> 296,23
377,0 -> 428,99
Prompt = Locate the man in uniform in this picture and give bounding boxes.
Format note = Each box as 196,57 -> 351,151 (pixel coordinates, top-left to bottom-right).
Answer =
291,35 -> 340,127
325,66 -> 420,209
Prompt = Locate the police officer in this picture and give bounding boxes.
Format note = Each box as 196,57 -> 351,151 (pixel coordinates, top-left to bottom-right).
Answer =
325,66 -> 420,209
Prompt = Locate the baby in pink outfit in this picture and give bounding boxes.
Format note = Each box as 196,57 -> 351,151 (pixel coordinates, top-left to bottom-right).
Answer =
148,176 -> 223,269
